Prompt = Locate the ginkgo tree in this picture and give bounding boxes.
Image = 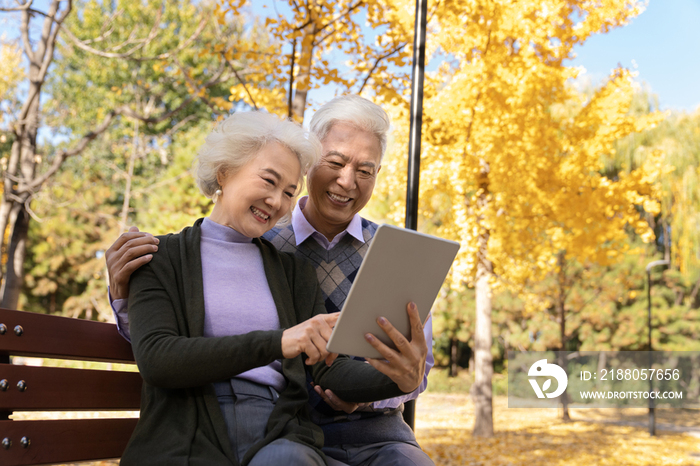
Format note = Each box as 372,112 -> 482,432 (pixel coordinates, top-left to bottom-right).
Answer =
215,0 -> 417,122
370,0 -> 665,436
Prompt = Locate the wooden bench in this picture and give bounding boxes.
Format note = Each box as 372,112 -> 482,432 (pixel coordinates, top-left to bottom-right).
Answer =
1,307 -> 417,465
0,308 -> 142,466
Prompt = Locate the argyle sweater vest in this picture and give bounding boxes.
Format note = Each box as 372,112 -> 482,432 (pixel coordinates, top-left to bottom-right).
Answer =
263,218 -> 378,315
262,218 -> 416,446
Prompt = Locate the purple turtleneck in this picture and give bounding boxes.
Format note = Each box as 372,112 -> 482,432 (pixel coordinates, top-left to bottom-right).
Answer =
200,217 -> 286,392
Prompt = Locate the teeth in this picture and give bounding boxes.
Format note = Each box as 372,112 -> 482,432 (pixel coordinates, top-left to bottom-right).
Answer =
251,207 -> 270,220
328,193 -> 350,203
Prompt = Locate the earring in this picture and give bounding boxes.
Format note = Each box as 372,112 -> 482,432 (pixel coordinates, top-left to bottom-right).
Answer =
215,188 -> 222,197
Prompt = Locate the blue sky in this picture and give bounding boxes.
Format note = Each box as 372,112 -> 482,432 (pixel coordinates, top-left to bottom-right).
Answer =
568,0 -> 700,112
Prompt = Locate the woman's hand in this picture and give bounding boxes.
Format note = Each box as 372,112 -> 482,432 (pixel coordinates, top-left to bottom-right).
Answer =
282,313 -> 340,366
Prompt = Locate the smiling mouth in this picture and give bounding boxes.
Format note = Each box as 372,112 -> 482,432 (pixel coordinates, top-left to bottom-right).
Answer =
250,206 -> 271,222
327,192 -> 351,204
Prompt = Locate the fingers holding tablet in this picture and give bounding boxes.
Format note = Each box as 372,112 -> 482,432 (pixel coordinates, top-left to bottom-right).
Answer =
364,302 -> 428,393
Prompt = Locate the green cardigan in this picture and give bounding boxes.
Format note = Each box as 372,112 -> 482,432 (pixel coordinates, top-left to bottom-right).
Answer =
120,219 -> 406,466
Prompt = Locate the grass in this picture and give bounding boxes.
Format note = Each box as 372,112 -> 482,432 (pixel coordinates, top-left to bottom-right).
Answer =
427,367 -> 508,396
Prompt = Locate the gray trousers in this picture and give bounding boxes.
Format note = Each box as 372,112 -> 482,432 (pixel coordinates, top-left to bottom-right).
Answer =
323,441 -> 435,466
214,379 -> 325,466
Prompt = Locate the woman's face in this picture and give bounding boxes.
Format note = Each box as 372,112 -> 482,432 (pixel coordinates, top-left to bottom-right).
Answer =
210,142 -> 301,238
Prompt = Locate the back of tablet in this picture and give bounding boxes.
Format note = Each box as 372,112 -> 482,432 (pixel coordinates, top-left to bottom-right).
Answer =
326,224 -> 459,359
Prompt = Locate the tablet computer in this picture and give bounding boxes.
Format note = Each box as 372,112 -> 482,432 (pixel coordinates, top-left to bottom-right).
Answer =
326,224 -> 460,359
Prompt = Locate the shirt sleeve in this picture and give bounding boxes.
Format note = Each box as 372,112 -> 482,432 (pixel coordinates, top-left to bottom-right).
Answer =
370,313 -> 434,410
109,287 -> 132,342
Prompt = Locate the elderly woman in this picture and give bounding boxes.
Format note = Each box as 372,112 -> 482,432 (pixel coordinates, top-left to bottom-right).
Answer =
120,112 -> 407,466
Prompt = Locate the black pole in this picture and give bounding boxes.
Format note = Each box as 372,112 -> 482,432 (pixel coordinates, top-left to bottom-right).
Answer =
402,0 -> 428,431
405,0 -> 428,232
645,259 -> 669,436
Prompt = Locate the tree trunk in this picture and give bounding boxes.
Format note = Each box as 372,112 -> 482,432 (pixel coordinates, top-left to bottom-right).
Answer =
0,79 -> 40,310
597,351 -> 607,375
0,197 -> 13,286
0,206 -> 30,309
689,278 -> 700,308
662,219 -> 670,262
688,356 -> 700,400
556,252 -> 570,421
0,100 -> 39,309
472,159 -> 493,437
449,338 -> 459,377
473,259 -> 493,436
119,122 -> 140,231
290,28 -> 317,123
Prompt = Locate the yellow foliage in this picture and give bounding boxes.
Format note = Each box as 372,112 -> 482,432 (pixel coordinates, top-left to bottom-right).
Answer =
215,0 -> 414,120
370,0 -> 661,291
211,96 -> 233,111
0,44 -> 23,124
0,44 -> 22,96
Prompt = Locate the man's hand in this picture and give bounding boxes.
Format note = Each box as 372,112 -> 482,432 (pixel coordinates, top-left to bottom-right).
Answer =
311,383 -> 370,414
363,302 -> 428,393
282,313 -> 340,366
105,226 -> 159,300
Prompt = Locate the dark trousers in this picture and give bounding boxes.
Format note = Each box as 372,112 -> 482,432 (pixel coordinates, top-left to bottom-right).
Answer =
213,378 -> 325,466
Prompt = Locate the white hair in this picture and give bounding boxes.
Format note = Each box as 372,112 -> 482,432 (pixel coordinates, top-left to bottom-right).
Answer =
194,111 -> 321,224
309,95 -> 390,161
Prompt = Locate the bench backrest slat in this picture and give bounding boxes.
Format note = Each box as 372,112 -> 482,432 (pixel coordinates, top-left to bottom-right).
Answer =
0,309 -> 141,466
1,418 -> 138,466
0,364 -> 141,410
0,308 -> 134,363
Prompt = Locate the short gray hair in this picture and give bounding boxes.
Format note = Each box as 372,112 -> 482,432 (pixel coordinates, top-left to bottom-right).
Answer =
194,111 -> 321,224
309,95 -> 390,161
196,111 -> 320,196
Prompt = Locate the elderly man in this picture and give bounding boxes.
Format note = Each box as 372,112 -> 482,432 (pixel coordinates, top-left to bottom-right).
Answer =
106,95 -> 435,466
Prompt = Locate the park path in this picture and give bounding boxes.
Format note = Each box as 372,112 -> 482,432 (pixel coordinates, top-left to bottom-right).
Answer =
415,393 -> 700,466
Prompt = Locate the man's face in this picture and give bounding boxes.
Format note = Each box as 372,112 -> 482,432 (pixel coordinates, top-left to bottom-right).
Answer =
305,123 -> 382,238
